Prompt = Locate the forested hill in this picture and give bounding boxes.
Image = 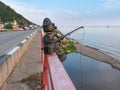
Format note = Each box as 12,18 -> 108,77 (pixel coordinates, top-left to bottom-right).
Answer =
0,1 -> 33,25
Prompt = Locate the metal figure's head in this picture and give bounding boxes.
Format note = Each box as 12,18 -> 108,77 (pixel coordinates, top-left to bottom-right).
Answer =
43,18 -> 54,32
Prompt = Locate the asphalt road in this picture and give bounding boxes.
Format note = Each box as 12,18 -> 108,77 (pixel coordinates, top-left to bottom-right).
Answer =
0,30 -> 36,57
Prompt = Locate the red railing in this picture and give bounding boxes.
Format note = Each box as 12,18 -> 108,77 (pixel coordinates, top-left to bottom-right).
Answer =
40,31 -> 76,90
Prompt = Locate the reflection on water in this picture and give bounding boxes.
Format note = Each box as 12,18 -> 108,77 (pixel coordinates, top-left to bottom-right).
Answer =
61,26 -> 120,89
63,53 -> 120,90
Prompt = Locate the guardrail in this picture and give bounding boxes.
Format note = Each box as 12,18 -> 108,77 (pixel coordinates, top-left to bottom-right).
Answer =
0,31 -> 37,88
40,31 -> 76,90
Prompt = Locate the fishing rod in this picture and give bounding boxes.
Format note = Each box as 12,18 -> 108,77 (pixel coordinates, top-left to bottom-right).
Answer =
54,26 -> 84,61
43,25 -> 84,61
55,26 -> 84,43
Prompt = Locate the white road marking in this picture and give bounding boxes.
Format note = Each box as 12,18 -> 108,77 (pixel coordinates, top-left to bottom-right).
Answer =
7,46 -> 20,55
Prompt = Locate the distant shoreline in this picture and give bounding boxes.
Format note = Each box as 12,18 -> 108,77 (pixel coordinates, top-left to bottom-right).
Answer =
75,42 -> 120,70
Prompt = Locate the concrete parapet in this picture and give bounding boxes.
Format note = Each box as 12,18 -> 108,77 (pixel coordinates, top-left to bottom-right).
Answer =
0,31 -> 37,88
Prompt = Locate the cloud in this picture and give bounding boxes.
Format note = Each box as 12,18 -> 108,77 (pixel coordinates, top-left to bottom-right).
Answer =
2,1 -> 83,26
1,0 -> 88,26
103,0 -> 120,10
15,6 -> 83,26
2,0 -> 120,26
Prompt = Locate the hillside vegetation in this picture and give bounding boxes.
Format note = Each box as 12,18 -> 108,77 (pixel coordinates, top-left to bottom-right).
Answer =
0,1 -> 33,25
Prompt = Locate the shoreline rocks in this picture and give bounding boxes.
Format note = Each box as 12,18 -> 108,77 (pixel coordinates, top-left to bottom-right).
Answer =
75,42 -> 120,70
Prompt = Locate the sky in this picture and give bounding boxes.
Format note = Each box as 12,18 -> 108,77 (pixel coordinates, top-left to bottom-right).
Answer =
1,0 -> 120,26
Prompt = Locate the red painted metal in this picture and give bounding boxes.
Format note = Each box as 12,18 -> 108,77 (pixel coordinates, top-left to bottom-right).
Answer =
47,53 -> 76,90
40,30 -> 44,63
41,30 -> 76,90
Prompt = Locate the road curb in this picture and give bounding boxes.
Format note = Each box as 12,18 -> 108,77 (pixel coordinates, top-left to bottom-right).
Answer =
0,31 -> 37,88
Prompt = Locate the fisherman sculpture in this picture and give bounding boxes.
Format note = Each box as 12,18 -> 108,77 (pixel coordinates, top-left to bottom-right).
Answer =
42,17 -> 84,61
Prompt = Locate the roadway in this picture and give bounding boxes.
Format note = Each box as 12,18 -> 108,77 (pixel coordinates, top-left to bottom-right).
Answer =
0,30 -> 37,57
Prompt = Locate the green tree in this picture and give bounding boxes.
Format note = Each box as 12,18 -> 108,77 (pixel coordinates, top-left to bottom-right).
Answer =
5,23 -> 12,29
0,1 -> 33,25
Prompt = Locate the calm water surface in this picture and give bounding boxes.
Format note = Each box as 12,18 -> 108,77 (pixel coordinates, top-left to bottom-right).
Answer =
63,53 -> 120,90
61,26 -> 120,90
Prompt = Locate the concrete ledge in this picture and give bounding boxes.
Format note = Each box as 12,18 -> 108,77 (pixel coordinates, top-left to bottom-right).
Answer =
0,31 -> 37,88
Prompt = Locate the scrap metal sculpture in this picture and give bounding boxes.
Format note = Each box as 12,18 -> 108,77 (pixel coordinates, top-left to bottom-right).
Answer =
43,26 -> 84,61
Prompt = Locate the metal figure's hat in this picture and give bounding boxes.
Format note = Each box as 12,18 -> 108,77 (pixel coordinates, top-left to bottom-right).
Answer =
43,18 -> 53,26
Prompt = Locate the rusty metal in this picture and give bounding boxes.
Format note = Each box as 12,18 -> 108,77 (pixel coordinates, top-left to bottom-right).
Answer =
41,31 -> 76,90
42,26 -> 84,62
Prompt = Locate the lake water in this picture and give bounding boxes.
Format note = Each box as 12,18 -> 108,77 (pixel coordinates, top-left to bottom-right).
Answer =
60,26 -> 120,90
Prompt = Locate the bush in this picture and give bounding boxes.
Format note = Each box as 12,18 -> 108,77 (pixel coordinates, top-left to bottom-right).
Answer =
5,23 -> 12,29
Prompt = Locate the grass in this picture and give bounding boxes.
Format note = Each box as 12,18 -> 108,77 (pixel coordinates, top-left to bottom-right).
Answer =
0,29 -> 14,32
57,41 -> 76,54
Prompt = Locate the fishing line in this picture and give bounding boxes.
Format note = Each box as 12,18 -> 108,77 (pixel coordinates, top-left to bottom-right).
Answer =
79,27 -> 86,89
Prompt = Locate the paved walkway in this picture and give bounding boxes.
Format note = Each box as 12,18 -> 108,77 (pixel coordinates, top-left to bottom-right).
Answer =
1,31 -> 43,90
